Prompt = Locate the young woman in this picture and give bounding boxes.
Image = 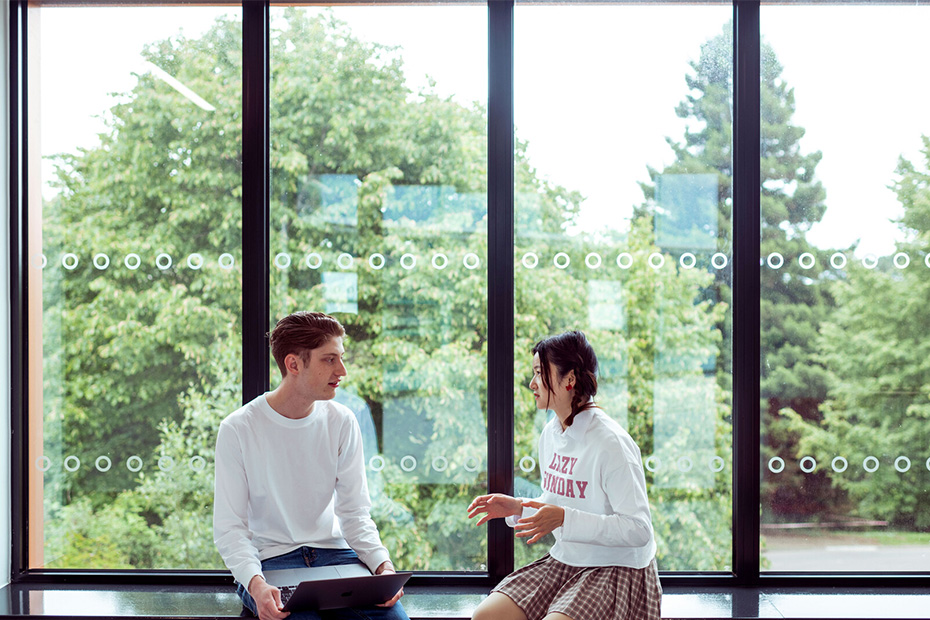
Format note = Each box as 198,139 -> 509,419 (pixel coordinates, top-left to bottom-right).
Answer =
467,331 -> 661,620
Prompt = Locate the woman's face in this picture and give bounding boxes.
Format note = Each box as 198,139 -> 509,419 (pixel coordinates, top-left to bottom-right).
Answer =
529,352 -> 556,410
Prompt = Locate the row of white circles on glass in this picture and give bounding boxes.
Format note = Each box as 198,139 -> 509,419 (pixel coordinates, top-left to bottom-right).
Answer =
762,252 -> 930,270
767,456 -> 929,474
34,454 -> 483,474
34,455 -> 208,473
28,252 -> 485,271
518,455 -> 727,473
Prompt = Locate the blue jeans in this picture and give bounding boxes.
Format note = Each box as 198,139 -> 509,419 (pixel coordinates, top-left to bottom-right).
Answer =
237,547 -> 409,620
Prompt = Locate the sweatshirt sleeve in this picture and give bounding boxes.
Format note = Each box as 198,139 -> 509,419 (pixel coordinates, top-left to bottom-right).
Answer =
333,415 -> 391,572
560,455 -> 653,548
213,422 -> 263,588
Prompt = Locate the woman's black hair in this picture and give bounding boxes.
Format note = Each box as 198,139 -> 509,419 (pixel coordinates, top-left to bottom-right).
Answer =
532,330 -> 598,427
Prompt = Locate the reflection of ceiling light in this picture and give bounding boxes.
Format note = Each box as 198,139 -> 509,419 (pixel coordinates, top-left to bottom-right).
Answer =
143,61 -> 216,112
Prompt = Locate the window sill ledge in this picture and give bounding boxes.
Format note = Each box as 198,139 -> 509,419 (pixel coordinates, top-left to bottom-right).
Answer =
2,583 -> 930,619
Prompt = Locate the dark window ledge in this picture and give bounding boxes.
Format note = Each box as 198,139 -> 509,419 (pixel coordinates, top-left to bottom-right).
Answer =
2,583 -> 930,619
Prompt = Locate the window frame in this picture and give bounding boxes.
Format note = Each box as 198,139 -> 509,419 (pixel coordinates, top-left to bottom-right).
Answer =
8,0 -> 930,589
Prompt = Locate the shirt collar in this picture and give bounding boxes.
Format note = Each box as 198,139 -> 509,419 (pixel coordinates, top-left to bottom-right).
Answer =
562,406 -> 594,439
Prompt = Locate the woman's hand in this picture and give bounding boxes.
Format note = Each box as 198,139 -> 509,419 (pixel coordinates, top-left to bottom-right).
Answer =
467,493 -> 523,526
374,561 -> 404,608
248,575 -> 290,620
514,500 -> 564,544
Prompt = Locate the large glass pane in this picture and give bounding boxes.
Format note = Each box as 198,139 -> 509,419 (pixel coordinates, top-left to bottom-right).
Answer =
514,3 -> 733,571
760,4 -> 930,572
269,6 -> 488,572
27,6 -> 242,569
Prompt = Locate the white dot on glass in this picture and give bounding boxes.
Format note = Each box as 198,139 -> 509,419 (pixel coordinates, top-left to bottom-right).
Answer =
648,253 -> 665,269
218,253 -> 236,270
400,253 -> 417,270
798,253 -> 816,270
158,456 -> 176,471
863,456 -> 880,473
709,456 -> 725,472
190,456 -> 206,472
61,253 -> 80,270
64,455 -> 81,472
95,456 -> 112,472
274,253 -> 291,269
711,253 -> 729,270
431,253 -> 449,270
156,253 -> 173,270
585,253 -> 602,269
616,253 -> 633,270
679,253 -> 696,270
830,253 -> 847,270
553,252 -> 571,269
677,456 -> 693,472
463,456 -> 481,473
369,455 -> 385,472
124,253 -> 142,270
35,456 -> 52,472
519,456 -> 537,473
400,455 -> 418,472
831,456 -> 848,473
767,253 -> 785,269
861,254 -> 878,270
126,456 -> 144,473
645,456 -> 660,472
306,252 -> 323,270
463,253 -> 480,270
895,456 -> 911,473
431,456 -> 449,472
522,252 -> 539,269
186,253 -> 204,270
93,253 -> 110,270
799,456 -> 816,473
31,253 -> 48,269
367,253 -> 384,270
768,456 -> 785,474
893,253 -> 910,269
337,253 -> 355,270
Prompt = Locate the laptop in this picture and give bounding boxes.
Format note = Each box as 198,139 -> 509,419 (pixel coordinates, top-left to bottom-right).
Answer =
263,564 -> 412,612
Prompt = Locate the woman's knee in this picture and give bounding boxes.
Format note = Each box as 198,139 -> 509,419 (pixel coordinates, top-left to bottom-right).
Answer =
472,593 -> 526,620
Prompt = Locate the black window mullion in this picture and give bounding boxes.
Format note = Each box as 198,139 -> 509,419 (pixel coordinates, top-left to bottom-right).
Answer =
9,0 -> 28,581
731,0 -> 761,586
487,0 -> 516,582
241,1 -> 271,403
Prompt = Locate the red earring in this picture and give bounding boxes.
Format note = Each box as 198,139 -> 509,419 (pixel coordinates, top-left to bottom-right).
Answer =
566,385 -> 573,391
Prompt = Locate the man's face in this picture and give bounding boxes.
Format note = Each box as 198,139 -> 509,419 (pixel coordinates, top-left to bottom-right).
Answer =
297,336 -> 347,401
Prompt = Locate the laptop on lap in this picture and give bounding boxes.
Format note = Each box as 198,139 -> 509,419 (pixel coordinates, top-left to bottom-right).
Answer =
263,564 -> 412,612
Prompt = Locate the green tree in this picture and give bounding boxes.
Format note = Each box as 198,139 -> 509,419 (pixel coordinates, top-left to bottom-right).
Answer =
788,136 -> 930,529
641,24 -> 841,521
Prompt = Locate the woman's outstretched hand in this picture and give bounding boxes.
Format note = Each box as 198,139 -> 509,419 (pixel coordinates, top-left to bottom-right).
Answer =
467,493 -> 523,526
514,500 -> 565,544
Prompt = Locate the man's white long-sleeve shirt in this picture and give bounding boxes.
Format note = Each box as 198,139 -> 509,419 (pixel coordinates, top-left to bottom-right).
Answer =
508,407 -> 657,569
213,394 -> 390,587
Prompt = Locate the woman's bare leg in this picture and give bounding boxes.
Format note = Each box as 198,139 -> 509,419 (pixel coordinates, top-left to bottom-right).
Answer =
471,592 -> 527,620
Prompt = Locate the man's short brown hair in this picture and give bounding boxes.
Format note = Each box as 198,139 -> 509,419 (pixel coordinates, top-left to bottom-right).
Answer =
268,311 -> 345,377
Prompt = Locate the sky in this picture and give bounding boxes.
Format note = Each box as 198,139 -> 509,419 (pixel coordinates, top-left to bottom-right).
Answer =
37,4 -> 930,258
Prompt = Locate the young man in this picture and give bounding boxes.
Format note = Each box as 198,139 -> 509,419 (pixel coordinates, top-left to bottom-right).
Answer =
214,311 -> 408,620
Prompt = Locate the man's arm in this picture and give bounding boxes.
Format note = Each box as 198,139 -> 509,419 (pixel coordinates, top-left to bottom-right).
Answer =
213,422 -> 263,588
332,414 -> 392,573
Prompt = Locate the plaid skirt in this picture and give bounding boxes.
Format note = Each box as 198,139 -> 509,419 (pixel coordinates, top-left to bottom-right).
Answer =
493,554 -> 662,620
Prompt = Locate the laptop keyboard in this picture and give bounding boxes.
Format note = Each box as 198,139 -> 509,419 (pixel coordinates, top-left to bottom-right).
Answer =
278,585 -> 296,606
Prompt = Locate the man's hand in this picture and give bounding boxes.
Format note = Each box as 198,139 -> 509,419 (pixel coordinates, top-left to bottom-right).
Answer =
514,500 -> 565,544
248,575 -> 290,620
467,493 -> 523,526
374,561 -> 404,607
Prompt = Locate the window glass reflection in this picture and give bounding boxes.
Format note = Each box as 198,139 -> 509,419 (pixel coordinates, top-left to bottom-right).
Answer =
514,3 -> 733,572
269,5 -> 489,572
760,4 -> 930,572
